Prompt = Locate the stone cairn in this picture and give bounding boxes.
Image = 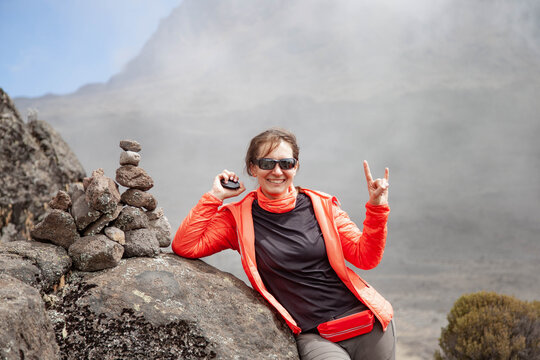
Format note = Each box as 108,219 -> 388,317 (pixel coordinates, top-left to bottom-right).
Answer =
30,139 -> 172,272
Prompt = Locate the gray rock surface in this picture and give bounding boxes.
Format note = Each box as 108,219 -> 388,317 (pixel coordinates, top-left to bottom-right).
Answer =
0,274 -> 59,360
31,209 -> 80,249
85,168 -> 121,213
123,228 -> 160,258
148,213 -> 172,247
69,235 -> 124,271
116,165 -> 154,191
82,204 -> 123,236
114,205 -> 149,231
119,150 -> 141,166
0,240 -> 71,292
119,139 -> 142,152
68,182 -> 85,203
49,255 -> 298,359
71,194 -> 101,231
146,207 -> 164,221
0,88 -> 85,242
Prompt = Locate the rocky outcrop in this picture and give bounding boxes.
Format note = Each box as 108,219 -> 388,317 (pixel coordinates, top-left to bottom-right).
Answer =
0,240 -> 71,293
47,255 -> 299,359
0,88 -> 85,242
0,274 -> 60,360
0,243 -> 299,359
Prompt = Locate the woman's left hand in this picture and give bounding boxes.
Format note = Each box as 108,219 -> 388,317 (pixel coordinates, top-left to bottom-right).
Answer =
363,160 -> 389,205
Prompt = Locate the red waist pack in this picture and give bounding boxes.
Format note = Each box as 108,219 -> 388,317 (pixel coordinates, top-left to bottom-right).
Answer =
317,309 -> 374,342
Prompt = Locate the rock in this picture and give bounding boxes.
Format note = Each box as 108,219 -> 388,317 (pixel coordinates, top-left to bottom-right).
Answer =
67,182 -> 85,203
0,240 -> 71,293
148,213 -> 172,247
69,235 -> 124,272
82,176 -> 91,190
85,169 -> 121,213
71,194 -> 101,231
115,165 -> 154,191
48,255 -> 298,359
49,189 -> 72,210
83,204 -> 123,236
146,207 -> 164,221
27,119 -> 86,186
114,206 -> 149,231
0,223 -> 21,243
104,226 -> 125,245
119,150 -> 141,166
0,88 -> 85,241
119,139 -> 142,152
121,188 -> 157,211
123,228 -> 159,258
0,274 -> 59,360
31,209 -> 80,249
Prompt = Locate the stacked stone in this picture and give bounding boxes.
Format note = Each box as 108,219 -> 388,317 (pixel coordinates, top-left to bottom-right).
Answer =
115,139 -> 172,258
30,139 -> 172,272
31,169 -> 124,272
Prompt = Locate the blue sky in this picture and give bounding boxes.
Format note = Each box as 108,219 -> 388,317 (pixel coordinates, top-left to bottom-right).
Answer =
1,0 -> 182,98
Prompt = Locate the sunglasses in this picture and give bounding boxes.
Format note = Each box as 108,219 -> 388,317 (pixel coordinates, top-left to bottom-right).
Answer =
255,158 -> 297,170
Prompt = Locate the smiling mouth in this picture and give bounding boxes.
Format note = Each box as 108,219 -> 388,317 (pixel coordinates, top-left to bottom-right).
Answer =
267,179 -> 286,184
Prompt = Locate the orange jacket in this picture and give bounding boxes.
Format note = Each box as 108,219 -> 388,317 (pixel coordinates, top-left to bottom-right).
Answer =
172,188 -> 393,334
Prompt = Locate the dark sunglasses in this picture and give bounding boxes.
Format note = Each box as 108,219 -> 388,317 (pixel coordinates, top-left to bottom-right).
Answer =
255,158 -> 297,170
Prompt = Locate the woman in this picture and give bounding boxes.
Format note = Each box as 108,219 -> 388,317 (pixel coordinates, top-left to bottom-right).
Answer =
173,128 -> 395,360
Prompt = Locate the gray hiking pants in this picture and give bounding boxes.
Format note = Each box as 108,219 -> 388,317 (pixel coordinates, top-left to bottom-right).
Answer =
295,319 -> 396,360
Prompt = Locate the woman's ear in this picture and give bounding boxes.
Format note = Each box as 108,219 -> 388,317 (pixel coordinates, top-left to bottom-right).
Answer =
249,164 -> 257,177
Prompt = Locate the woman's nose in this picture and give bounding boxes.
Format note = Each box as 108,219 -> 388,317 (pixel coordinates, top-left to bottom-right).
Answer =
271,165 -> 283,175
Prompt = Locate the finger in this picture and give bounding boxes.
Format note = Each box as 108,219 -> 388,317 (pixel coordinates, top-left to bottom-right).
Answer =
373,178 -> 389,190
373,182 -> 388,197
363,160 -> 373,183
221,169 -> 235,182
384,167 -> 389,181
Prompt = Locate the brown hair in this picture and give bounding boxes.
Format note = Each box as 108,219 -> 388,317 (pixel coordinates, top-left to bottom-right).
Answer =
245,128 -> 300,176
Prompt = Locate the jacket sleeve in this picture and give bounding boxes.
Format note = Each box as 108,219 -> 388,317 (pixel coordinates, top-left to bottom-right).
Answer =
172,192 -> 238,258
334,201 -> 390,270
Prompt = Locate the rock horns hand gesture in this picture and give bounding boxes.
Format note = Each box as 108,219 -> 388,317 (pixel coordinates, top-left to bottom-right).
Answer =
363,160 -> 389,206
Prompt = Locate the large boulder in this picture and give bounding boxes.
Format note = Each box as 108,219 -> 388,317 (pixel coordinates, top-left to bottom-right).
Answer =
0,274 -> 59,360
50,255 -> 299,359
0,88 -> 85,242
0,240 -> 71,292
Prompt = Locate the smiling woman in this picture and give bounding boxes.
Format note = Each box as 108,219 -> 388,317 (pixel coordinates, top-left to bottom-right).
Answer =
172,127 -> 395,360
0,0 -> 181,98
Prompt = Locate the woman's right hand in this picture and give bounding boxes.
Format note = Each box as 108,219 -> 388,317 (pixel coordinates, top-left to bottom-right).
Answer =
209,169 -> 246,201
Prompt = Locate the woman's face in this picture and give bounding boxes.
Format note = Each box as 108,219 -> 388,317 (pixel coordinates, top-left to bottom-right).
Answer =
250,141 -> 298,199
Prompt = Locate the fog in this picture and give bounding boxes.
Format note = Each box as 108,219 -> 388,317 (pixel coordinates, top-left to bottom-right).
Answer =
14,0 -> 540,357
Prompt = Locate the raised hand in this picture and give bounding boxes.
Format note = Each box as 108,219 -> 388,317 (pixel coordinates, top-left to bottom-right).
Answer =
363,160 -> 389,205
209,169 -> 246,201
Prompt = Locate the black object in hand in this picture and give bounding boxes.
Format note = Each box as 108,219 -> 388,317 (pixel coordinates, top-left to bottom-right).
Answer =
221,179 -> 240,190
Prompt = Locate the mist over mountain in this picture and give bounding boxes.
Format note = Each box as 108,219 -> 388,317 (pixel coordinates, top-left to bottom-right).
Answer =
14,0 -> 540,357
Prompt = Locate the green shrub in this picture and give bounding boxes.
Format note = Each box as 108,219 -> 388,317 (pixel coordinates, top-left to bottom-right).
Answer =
435,291 -> 539,360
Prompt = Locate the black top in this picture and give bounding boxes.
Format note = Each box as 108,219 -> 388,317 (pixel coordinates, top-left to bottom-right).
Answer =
252,193 -> 365,332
